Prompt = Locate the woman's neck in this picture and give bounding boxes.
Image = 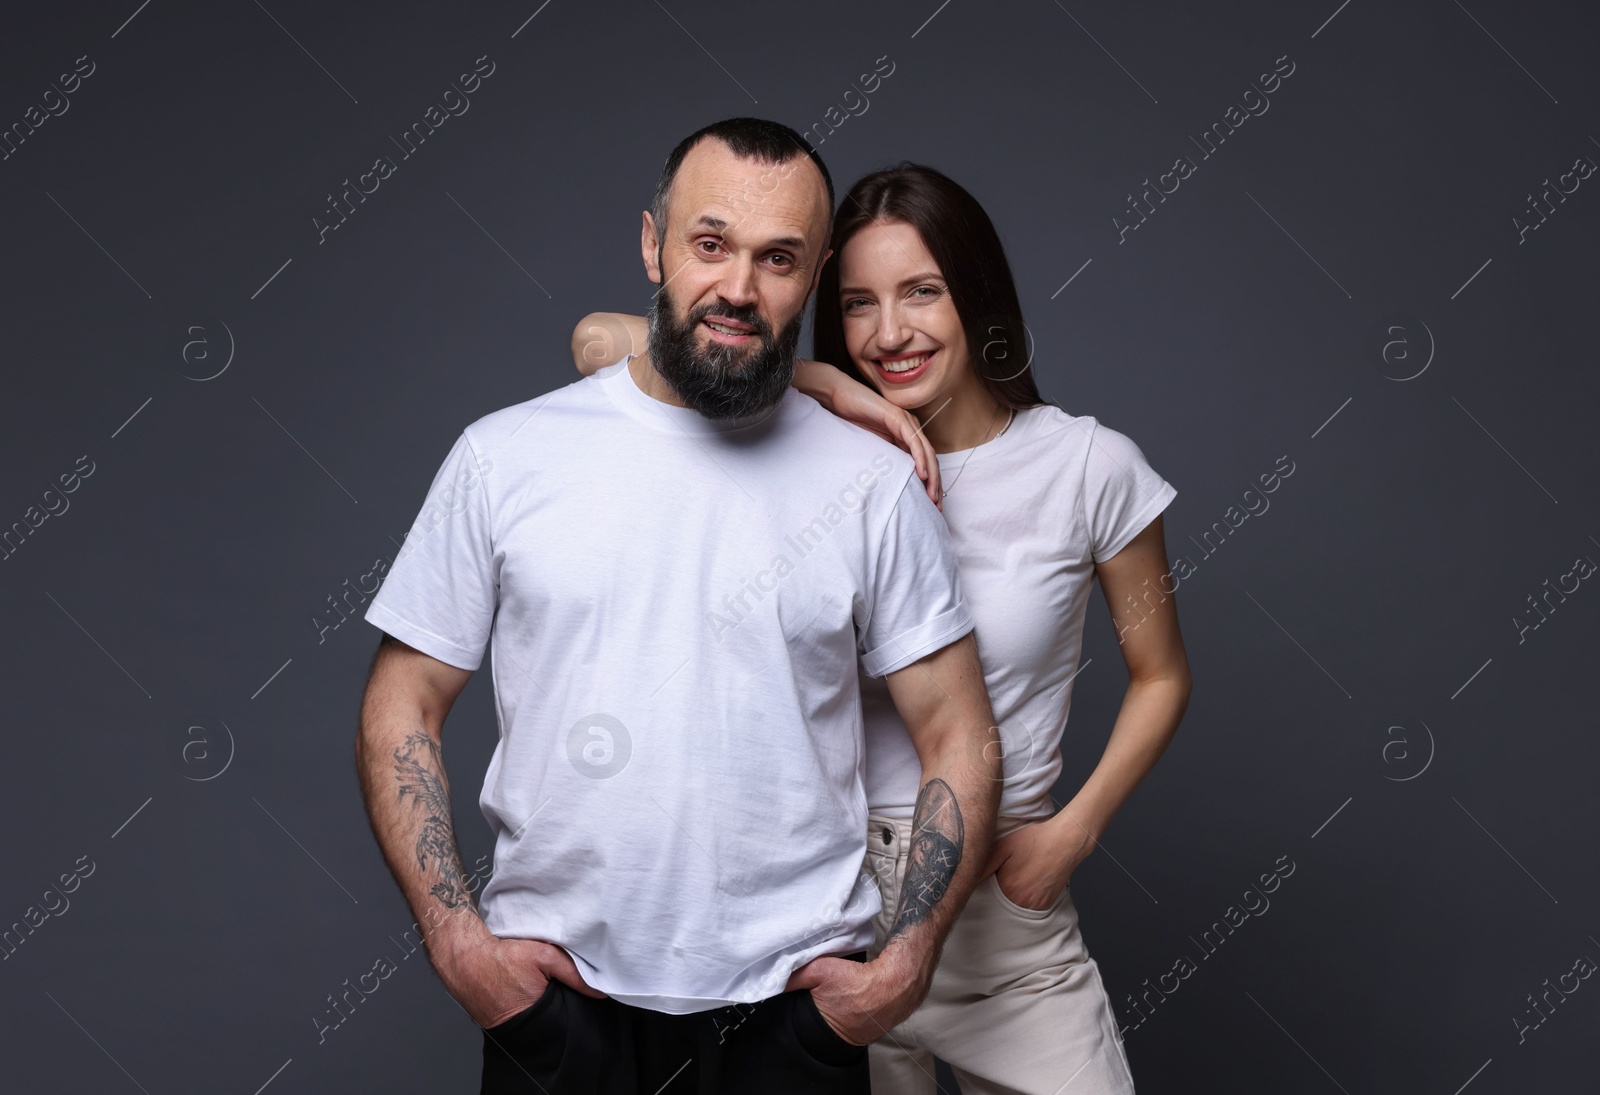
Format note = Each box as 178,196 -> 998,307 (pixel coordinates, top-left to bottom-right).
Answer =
913,377 -> 1008,454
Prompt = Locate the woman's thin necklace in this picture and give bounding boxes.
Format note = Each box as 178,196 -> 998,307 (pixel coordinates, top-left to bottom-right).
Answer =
940,403 -> 1015,499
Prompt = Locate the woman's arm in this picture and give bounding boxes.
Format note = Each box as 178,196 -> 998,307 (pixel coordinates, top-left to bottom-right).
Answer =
568,313 -> 942,504
795,361 -> 942,506
572,312 -> 648,375
983,516 -> 1191,909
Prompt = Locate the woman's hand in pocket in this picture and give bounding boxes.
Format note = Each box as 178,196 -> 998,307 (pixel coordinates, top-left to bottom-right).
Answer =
982,816 -> 1090,912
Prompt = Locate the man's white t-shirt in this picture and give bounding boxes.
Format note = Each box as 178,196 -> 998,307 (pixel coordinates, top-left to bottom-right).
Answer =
365,358 -> 973,1013
862,405 -> 1177,821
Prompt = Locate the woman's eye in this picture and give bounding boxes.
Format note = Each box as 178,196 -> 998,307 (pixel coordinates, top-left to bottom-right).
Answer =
843,297 -> 870,312
911,285 -> 941,300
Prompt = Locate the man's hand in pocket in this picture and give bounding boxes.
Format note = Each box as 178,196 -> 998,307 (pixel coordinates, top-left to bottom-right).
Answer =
434,925 -> 607,1028
784,952 -> 926,1046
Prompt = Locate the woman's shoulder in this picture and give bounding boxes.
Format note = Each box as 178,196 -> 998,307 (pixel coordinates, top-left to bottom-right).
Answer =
1018,403 -> 1158,461
1009,401 -> 1097,453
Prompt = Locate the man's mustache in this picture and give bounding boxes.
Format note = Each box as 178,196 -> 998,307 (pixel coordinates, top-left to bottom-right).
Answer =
691,303 -> 771,339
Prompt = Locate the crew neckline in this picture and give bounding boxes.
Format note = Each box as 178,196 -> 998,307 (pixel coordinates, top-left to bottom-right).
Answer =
934,403 -> 1040,466
600,354 -> 783,437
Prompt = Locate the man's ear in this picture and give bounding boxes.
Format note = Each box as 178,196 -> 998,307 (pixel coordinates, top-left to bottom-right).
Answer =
641,211 -> 663,285
808,246 -> 834,297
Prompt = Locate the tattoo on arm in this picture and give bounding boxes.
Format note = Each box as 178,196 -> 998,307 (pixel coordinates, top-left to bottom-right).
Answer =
886,778 -> 964,942
393,732 -> 476,911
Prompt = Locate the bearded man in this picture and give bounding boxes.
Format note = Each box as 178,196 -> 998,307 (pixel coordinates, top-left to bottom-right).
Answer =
356,116 -> 1001,1094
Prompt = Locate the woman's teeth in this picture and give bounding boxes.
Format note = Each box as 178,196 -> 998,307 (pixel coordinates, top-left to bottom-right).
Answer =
882,353 -> 930,373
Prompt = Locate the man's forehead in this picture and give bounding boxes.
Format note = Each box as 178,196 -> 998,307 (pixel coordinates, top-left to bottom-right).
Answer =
670,141 -> 830,244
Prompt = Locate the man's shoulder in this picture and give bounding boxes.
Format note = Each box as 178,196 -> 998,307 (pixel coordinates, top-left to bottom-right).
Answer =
460,373 -> 613,450
777,389 -> 917,476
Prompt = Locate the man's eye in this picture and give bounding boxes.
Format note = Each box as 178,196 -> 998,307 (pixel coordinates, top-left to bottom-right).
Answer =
767,254 -> 792,268
698,240 -> 721,254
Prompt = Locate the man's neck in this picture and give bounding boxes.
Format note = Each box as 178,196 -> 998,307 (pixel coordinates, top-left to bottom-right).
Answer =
627,353 -> 689,408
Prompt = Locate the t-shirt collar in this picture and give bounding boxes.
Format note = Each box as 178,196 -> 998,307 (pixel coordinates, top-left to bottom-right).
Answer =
601,353 -> 784,436
934,404 -> 1035,468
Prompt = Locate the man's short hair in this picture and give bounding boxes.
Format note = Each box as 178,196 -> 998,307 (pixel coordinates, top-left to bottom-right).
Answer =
650,117 -> 834,237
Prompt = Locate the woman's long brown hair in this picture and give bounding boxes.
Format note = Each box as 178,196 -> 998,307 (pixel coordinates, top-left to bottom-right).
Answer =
812,163 -> 1049,413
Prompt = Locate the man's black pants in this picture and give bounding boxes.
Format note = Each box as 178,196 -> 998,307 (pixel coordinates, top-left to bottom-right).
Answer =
480,953 -> 871,1094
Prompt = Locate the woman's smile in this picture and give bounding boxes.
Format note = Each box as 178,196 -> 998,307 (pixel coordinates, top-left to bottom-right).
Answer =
873,349 -> 936,384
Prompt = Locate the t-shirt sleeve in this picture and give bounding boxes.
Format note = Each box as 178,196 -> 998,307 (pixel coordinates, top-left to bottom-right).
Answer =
364,431 -> 498,671
857,472 -> 974,678
1081,418 -> 1178,564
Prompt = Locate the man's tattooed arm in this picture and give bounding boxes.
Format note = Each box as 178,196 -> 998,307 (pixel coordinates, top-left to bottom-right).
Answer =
868,632 -> 1002,1020
356,635 -> 489,955
393,732 -> 476,911
886,778 -> 963,943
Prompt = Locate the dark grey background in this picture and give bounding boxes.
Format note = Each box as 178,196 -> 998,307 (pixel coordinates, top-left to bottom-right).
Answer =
2,1 -> 1597,1091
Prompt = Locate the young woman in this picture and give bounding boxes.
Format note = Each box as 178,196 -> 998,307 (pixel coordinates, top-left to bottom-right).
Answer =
571,164 -> 1190,1095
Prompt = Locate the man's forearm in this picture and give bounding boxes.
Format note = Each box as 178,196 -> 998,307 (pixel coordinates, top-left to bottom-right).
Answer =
355,704 -> 489,958
875,730 -> 1000,993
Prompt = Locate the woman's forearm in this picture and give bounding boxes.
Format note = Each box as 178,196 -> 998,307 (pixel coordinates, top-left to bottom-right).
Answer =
791,359 -> 843,408
1049,673 -> 1188,848
572,312 -> 649,373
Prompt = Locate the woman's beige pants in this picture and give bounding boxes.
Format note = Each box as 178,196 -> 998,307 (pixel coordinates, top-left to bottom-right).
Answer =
864,814 -> 1137,1095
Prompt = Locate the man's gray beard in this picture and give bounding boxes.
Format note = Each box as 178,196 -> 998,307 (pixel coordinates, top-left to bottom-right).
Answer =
646,291 -> 803,420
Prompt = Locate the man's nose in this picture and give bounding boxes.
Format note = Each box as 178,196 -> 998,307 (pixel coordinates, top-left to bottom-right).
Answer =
717,255 -> 759,308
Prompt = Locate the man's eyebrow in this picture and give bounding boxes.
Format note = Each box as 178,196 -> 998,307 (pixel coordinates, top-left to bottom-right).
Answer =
839,271 -> 947,294
688,213 -> 809,253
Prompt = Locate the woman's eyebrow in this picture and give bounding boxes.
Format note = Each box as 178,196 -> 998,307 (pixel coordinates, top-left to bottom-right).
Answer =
839,271 -> 946,294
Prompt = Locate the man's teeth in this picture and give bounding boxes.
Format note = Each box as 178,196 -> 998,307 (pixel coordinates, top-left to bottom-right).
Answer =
706,320 -> 747,336
882,353 -> 930,373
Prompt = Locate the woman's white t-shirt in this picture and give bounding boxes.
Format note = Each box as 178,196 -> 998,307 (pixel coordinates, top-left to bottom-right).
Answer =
861,403 -> 1177,821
